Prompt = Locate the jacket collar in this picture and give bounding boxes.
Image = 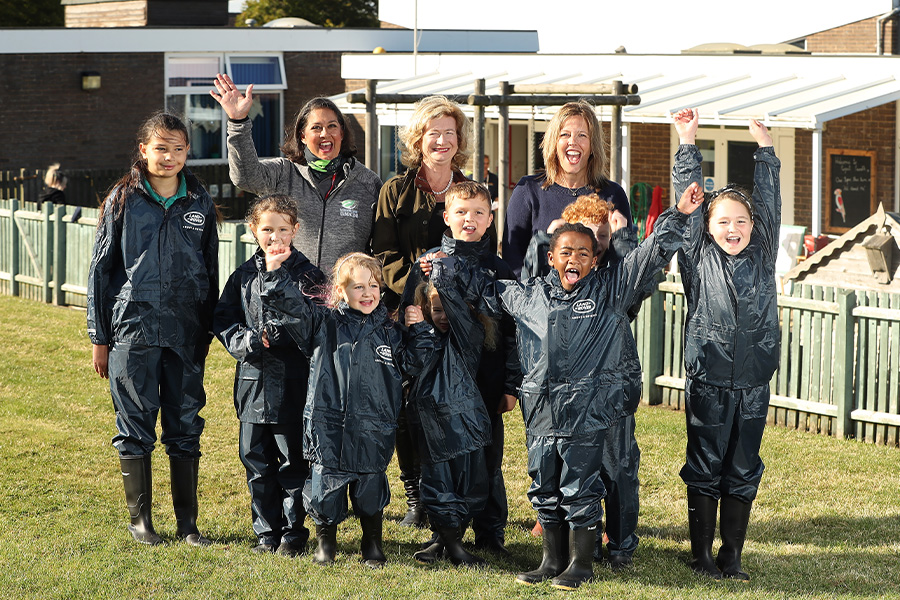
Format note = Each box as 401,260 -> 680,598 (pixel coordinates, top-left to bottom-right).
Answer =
440,231 -> 489,259
544,267 -> 593,299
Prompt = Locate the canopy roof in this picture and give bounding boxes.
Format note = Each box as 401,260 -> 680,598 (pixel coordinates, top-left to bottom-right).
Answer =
335,52 -> 900,128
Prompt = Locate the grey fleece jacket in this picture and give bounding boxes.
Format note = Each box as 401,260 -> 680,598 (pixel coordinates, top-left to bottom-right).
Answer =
226,119 -> 381,270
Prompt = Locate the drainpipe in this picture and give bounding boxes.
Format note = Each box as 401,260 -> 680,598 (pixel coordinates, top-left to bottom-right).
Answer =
876,4 -> 900,55
811,128 -> 823,237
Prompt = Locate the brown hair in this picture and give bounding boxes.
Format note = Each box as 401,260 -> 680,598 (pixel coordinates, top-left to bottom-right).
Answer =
562,193 -> 614,226
706,185 -> 755,225
413,279 -> 497,351
330,252 -> 384,308
281,97 -> 357,165
444,180 -> 492,211
399,95 -> 471,170
540,100 -> 609,190
246,194 -> 299,227
100,111 -> 196,223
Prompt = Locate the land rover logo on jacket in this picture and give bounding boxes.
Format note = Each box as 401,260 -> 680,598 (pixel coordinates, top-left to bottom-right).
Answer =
376,345 -> 393,360
183,211 -> 206,227
573,299 -> 596,314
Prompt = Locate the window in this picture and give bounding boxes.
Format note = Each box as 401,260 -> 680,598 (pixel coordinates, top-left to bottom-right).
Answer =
165,53 -> 286,162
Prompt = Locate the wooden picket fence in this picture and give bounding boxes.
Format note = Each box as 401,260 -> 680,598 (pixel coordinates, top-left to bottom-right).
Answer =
0,166 -> 254,221
644,273 -> 900,445
2,198 -> 899,446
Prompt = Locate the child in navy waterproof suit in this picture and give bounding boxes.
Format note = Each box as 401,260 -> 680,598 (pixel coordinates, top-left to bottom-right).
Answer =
406,278 -> 492,567
672,109 -> 781,582
88,112 -> 219,547
214,195 -> 326,557
260,251 -> 436,568
403,181 -> 521,561
433,187 -> 703,590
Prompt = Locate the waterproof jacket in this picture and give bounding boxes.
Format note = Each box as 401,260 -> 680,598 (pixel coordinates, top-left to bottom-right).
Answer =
214,248 -> 326,424
432,207 -> 689,437
406,262 -> 492,464
400,232 -> 523,409
372,168 -> 498,309
226,118 -> 381,269
260,270 -> 437,473
672,145 -> 781,389
87,170 -> 219,347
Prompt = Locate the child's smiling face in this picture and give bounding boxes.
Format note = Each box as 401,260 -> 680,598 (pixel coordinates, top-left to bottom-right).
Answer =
339,267 -> 381,314
548,231 -> 597,291
708,198 -> 753,255
139,129 -> 189,180
443,195 -> 493,242
250,210 -> 298,253
428,291 -> 450,333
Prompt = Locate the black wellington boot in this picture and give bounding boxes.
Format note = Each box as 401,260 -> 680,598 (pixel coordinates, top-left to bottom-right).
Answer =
399,473 -> 426,528
414,530 -> 444,564
438,526 -> 484,568
687,492 -> 721,579
120,455 -> 163,545
716,496 -> 752,581
516,523 -> 569,585
170,457 -> 211,546
359,512 -> 387,569
551,525 -> 596,590
313,523 -> 338,565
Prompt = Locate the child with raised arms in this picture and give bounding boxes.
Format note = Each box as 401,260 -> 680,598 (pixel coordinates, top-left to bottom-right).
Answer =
672,108 -> 781,581
431,183 -> 703,590
87,111 -> 219,547
260,250 -> 437,568
213,195 -> 326,556
407,181 -> 522,562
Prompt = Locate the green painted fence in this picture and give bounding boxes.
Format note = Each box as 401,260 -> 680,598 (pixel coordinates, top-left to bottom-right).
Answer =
0,199 -> 257,307
3,199 -> 900,446
645,273 -> 900,446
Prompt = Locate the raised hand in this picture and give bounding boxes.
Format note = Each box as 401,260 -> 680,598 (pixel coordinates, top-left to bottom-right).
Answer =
673,108 -> 699,145
676,181 -> 704,215
418,251 -> 448,277
609,210 -> 627,233
405,305 -> 425,326
749,119 -> 773,148
210,73 -> 255,121
264,243 -> 291,271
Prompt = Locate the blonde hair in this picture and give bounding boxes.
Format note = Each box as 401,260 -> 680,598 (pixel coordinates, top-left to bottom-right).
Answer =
562,193 -> 614,226
413,279 -> 498,351
444,180 -> 492,211
44,163 -> 67,190
540,100 -> 609,190
399,95 -> 471,170
330,252 -> 384,308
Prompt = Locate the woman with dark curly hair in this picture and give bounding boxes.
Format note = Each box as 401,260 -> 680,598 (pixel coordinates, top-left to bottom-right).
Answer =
212,73 -> 381,270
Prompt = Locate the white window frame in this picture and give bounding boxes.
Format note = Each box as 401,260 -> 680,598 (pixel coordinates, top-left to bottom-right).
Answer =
165,52 -> 286,165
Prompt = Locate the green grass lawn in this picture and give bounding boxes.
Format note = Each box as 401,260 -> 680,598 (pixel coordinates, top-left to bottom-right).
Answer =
1,294 -> 898,599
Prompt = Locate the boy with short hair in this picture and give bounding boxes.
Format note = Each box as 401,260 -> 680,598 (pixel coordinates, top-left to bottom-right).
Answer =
402,180 -> 521,562
431,186 -> 703,589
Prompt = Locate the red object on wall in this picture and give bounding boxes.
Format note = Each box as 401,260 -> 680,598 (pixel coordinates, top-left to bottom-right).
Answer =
645,185 -> 663,236
804,234 -> 831,256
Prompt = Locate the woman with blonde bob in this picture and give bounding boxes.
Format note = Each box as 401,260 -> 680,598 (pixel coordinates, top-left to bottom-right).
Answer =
372,95 -> 497,311
502,100 -> 632,277
371,95 -> 496,530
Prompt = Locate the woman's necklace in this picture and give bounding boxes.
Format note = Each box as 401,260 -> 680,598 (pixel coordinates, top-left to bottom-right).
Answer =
561,181 -> 588,197
418,171 -> 454,196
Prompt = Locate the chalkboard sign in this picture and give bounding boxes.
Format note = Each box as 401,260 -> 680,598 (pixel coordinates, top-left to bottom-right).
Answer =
825,149 -> 876,233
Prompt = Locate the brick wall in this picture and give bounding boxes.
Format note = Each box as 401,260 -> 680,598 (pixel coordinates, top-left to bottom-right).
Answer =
0,53 -> 164,171
629,123 -> 672,204
803,15 -> 897,54
793,105 -> 895,231
0,50 -> 370,172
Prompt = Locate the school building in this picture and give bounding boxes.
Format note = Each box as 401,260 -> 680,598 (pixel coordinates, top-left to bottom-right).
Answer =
2,1 -> 900,238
